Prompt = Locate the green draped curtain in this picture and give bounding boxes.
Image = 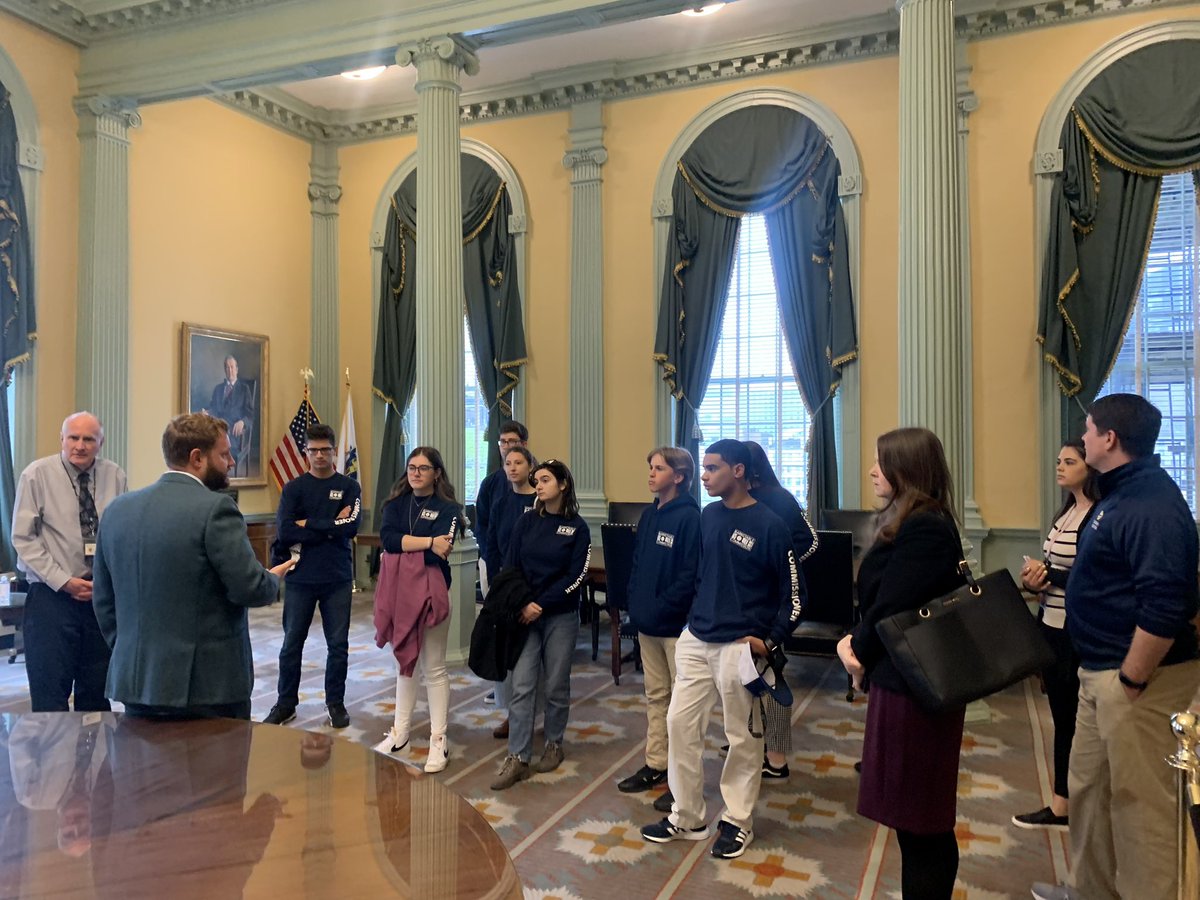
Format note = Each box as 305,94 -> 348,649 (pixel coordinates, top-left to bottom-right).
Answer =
0,83 -> 35,570
1039,39 -> 1200,442
372,155 -> 528,524
653,104 -> 858,513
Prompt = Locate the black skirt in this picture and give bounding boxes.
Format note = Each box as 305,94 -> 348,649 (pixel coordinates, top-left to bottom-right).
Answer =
857,683 -> 964,834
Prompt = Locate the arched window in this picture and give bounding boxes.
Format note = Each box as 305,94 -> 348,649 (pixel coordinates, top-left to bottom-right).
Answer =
1035,24 -> 1200,521
370,142 -> 528,514
653,94 -> 861,512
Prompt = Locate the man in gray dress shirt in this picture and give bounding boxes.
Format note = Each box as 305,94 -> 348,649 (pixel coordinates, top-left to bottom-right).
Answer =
11,412 -> 127,711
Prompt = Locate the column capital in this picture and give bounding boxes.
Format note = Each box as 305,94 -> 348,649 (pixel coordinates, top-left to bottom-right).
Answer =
563,147 -> 608,170
308,141 -> 342,217
895,0 -> 952,11
955,40 -> 979,133
395,34 -> 479,78
74,95 -> 141,130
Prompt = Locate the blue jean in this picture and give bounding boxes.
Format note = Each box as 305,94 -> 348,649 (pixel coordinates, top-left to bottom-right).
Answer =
276,581 -> 352,706
508,609 -> 578,761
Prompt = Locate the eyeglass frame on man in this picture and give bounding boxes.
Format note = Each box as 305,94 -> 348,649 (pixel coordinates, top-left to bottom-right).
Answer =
306,445 -> 335,455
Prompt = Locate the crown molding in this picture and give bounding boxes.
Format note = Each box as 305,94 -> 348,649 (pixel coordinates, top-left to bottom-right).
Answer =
211,0 -> 1196,144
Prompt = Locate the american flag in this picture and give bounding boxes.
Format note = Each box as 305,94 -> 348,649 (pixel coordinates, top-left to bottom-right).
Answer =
270,394 -> 321,489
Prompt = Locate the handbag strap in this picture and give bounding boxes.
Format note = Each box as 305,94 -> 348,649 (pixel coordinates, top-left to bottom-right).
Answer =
957,559 -> 979,594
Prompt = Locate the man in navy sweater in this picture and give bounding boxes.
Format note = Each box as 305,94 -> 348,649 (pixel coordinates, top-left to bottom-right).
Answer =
264,424 -> 362,729
641,439 -> 803,860
1033,394 -> 1200,900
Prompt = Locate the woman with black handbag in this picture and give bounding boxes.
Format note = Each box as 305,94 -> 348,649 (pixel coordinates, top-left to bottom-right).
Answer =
836,427 -> 966,900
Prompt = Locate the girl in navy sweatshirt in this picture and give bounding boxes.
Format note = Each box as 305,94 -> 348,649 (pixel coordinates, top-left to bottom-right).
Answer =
490,459 -> 591,791
374,446 -> 461,774
484,445 -> 538,736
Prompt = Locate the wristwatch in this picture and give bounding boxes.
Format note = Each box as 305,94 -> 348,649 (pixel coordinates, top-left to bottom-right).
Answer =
1118,670 -> 1149,692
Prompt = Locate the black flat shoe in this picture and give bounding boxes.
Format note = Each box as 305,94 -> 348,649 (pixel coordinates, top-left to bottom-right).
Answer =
1012,807 -> 1069,830
653,790 -> 674,813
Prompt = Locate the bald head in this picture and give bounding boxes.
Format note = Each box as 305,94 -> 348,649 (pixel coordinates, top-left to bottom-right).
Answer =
60,411 -> 104,471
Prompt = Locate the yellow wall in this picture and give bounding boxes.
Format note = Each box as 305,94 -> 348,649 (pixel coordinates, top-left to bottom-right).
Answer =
0,11 -> 80,459
9,4 -> 1200,529
129,99 -> 311,511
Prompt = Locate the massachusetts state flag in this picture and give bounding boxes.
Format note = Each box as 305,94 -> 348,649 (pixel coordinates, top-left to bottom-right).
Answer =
270,394 -> 320,490
337,391 -> 359,481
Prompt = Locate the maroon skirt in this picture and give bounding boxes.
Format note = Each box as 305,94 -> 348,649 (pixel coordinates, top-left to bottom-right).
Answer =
857,683 -> 965,834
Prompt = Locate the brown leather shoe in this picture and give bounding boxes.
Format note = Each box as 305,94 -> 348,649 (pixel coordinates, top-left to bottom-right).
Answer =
493,718 -> 509,739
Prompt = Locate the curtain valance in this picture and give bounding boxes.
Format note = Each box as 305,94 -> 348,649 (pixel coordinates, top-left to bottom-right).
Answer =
1038,40 -> 1200,441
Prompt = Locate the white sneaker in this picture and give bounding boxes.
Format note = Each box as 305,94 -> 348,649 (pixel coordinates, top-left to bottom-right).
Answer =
424,734 -> 450,773
373,727 -> 409,755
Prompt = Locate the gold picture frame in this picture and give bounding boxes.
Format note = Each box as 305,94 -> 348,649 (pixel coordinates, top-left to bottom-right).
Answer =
180,323 -> 269,487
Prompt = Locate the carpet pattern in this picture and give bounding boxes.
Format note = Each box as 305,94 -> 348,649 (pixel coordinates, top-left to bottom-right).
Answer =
0,592 -> 1069,898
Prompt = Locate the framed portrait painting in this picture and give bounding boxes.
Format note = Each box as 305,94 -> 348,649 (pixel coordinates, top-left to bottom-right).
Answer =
181,323 -> 269,487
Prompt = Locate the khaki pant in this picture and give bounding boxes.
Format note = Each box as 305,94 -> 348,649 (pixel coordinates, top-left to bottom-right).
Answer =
666,629 -> 764,831
638,633 -> 677,770
1069,659 -> 1200,900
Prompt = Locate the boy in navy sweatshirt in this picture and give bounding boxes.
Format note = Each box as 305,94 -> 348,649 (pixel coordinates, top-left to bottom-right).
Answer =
617,447 -> 701,799
641,439 -> 802,861
264,424 -> 361,729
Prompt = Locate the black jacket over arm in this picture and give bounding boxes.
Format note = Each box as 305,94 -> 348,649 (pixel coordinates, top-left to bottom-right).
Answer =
851,511 -> 964,694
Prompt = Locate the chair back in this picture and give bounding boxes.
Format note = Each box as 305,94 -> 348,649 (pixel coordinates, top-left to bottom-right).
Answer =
821,508 -> 876,574
600,523 -> 638,612
607,501 -> 651,526
799,530 -> 855,628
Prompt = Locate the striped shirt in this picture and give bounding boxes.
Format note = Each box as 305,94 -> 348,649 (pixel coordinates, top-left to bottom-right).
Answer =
1041,503 -> 1091,629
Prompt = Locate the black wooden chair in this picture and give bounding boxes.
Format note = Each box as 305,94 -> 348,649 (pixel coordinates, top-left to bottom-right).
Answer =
607,501 -> 651,526
785,530 -> 858,701
592,523 -> 639,685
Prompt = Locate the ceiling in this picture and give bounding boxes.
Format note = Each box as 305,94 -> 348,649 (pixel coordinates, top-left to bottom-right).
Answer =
277,0 -> 897,112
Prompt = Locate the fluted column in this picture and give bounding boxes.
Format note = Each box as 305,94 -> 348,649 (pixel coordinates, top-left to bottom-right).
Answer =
309,141 -> 341,424
75,95 -> 140,469
564,100 -> 608,535
896,0 -> 966,516
397,35 -> 479,664
954,41 -> 987,541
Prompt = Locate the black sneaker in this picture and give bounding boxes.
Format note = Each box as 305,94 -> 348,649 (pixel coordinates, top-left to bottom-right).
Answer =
762,758 -> 790,779
263,704 -> 296,725
711,820 -> 753,859
640,817 -> 710,843
618,765 -> 667,793
1012,807 -> 1069,830
326,703 -> 350,729
653,790 -> 674,813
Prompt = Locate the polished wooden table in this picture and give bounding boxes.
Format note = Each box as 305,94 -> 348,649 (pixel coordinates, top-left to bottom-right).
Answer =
0,713 -> 521,899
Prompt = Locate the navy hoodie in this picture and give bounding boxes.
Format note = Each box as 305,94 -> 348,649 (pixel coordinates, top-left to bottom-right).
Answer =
1067,455 -> 1199,670
689,501 -> 804,646
627,493 -> 701,637
504,509 -> 591,617
275,472 -> 361,585
484,485 -> 537,578
750,484 -> 818,562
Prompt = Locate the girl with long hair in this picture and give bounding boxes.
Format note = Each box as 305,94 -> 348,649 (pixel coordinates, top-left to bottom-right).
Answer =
837,427 -> 966,899
373,446 -> 461,773
742,440 -> 818,779
490,459 -> 591,791
484,445 -> 538,739
1011,439 -> 1098,831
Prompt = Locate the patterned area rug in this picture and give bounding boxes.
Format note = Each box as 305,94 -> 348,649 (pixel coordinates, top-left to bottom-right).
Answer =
0,592 -> 1068,898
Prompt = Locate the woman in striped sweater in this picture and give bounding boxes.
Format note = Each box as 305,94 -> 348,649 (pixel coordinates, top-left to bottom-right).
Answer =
1012,439 -> 1098,831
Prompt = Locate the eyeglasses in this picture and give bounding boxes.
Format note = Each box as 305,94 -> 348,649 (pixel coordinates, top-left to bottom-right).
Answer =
306,446 -> 335,455
407,464 -> 434,474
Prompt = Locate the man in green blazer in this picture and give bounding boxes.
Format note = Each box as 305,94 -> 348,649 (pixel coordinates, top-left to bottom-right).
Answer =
93,414 -> 294,719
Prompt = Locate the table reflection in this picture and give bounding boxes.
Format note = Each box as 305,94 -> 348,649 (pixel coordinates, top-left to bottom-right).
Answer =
0,714 -> 520,899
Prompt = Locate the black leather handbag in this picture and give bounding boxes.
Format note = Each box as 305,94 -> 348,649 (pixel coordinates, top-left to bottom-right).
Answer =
875,562 -> 1056,713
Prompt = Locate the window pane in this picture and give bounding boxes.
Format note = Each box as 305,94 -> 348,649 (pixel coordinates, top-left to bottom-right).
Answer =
464,318 -> 488,501
1100,171 -> 1198,513
696,214 -> 815,506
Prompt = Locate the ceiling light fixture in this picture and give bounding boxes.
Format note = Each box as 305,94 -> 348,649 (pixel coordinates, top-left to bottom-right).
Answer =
681,2 -> 726,16
341,66 -> 387,81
